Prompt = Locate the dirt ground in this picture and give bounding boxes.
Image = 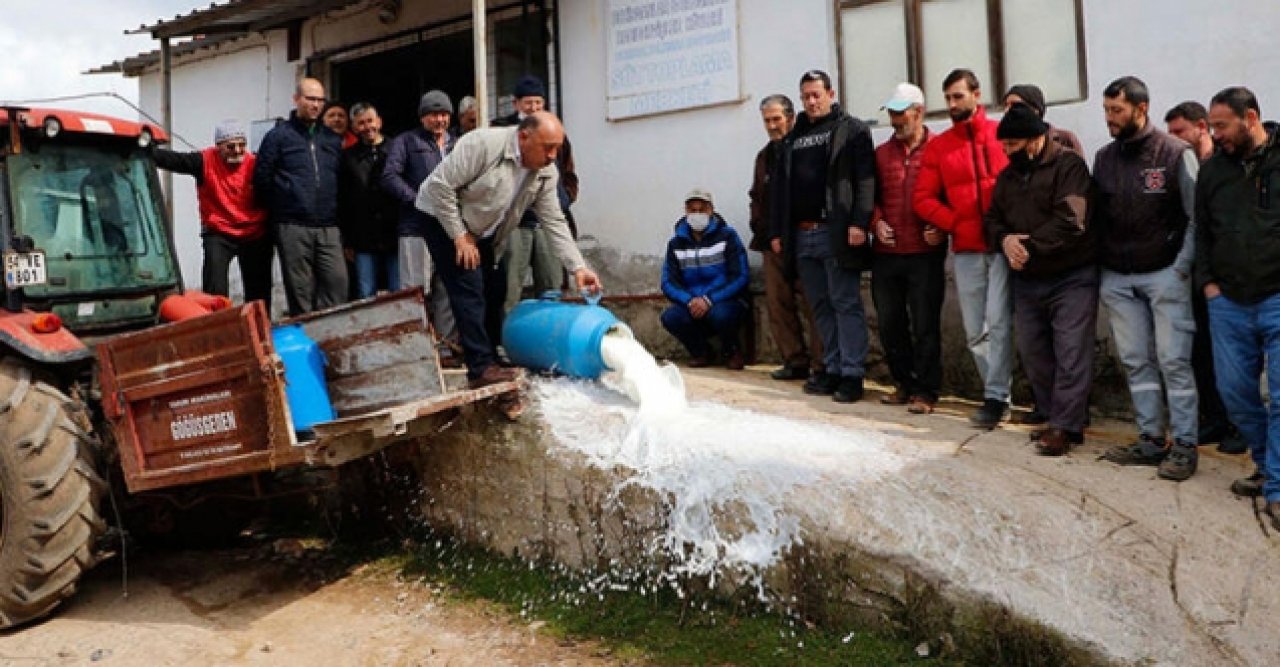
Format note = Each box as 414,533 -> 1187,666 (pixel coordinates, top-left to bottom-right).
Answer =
0,543 -> 630,667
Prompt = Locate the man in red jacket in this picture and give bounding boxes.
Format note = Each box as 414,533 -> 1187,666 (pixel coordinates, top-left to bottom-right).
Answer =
872,83 -> 945,414
153,120 -> 273,311
913,69 -> 1013,428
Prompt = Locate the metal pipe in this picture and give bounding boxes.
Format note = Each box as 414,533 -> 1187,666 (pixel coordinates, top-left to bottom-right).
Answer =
473,0 -> 489,128
159,37 -> 175,234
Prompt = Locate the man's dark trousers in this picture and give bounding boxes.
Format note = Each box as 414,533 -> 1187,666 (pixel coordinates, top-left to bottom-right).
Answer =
423,221 -> 507,380
202,231 -> 274,312
871,251 -> 945,401
661,299 -> 748,359
1012,264 -> 1099,433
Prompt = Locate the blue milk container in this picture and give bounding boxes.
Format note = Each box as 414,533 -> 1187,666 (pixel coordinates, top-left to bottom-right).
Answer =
272,324 -> 336,434
501,294 -> 631,379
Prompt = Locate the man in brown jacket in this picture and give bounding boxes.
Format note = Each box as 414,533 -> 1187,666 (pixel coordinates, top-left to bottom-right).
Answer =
985,104 -> 1098,456
749,94 -> 821,380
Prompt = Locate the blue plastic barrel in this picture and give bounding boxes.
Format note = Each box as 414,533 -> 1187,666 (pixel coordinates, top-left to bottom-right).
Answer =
502,295 -> 630,379
272,324 -> 336,433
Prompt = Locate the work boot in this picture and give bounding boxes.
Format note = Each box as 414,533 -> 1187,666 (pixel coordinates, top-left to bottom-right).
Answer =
1034,428 -> 1075,456
468,364 -> 520,390
1217,425 -> 1248,455
1157,443 -> 1199,481
770,365 -> 809,381
724,351 -> 745,371
1102,434 -> 1167,466
803,372 -> 839,396
969,399 -> 1008,429
1230,469 -> 1265,497
832,376 -> 864,403
1030,429 -> 1084,445
1012,405 -> 1049,425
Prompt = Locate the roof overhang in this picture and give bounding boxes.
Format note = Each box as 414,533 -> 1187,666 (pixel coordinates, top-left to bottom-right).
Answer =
128,0 -> 364,39
86,34 -> 245,77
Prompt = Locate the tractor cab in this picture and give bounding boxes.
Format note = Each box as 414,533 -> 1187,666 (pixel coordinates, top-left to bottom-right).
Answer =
0,107 -> 180,335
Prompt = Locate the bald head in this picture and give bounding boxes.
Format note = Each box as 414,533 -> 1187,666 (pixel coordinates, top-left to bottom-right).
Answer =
516,111 -> 565,170
293,78 -> 326,123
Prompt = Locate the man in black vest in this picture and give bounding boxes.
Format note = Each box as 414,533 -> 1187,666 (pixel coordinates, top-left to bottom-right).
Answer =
1093,76 -> 1200,481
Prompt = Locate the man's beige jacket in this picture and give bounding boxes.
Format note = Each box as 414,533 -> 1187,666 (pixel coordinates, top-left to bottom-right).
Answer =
417,127 -> 585,272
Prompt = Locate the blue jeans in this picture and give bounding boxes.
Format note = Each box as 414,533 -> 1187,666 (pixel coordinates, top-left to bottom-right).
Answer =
952,252 -> 1013,402
354,251 -> 400,298
794,228 -> 867,378
1100,266 -> 1198,445
1207,291 -> 1280,501
661,299 -> 747,359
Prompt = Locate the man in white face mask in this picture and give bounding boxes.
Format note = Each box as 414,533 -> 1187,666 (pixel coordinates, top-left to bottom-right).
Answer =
660,188 -> 751,370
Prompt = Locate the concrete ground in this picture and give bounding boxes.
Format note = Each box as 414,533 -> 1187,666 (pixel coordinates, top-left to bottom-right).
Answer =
675,364 -> 1278,666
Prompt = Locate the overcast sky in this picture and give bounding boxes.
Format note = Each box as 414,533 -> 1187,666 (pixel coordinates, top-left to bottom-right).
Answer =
0,0 -> 200,117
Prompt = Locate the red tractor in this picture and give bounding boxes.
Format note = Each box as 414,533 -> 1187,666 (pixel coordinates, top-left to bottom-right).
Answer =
0,107 -> 518,628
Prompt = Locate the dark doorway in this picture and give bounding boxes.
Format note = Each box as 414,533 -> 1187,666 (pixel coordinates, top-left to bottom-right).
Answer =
330,30 -> 475,138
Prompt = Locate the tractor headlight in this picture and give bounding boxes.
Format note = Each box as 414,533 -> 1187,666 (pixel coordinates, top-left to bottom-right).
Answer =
138,128 -> 153,148
42,116 -> 61,138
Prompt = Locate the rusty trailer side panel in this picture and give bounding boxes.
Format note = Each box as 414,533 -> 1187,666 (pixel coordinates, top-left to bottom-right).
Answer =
283,289 -> 446,417
98,302 -> 299,493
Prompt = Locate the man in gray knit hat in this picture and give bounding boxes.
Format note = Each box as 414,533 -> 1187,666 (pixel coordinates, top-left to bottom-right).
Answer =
381,89 -> 458,352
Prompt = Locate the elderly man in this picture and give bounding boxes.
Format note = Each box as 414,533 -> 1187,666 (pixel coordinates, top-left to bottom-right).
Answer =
872,83 -> 945,414
456,96 -> 479,136
750,94 -> 821,381
338,103 -> 399,298
382,90 -> 457,346
493,75 -> 580,311
986,104 -> 1098,455
253,77 -> 347,315
419,111 -> 601,388
661,188 -> 750,370
153,120 -> 272,310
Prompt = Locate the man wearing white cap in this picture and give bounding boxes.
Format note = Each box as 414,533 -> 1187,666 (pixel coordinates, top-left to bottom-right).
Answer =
660,188 -> 750,369
871,83 -> 946,414
153,119 -> 274,310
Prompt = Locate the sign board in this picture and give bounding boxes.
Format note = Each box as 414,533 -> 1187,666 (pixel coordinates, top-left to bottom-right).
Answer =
606,0 -> 741,120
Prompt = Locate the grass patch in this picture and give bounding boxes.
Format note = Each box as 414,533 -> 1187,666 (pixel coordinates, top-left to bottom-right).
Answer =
378,534 -> 958,667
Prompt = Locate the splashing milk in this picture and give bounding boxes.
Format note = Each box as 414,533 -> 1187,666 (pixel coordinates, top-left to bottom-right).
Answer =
533,331 -> 912,592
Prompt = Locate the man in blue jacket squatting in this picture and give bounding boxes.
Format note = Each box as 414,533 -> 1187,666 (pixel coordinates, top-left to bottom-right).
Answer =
660,188 -> 751,370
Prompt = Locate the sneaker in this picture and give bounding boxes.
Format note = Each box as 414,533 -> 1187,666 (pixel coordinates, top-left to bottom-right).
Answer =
1012,406 -> 1049,425
1102,434 -> 1167,466
803,372 -> 839,396
1230,470 -> 1265,497
1034,428 -> 1075,456
687,356 -> 712,368
906,395 -> 936,414
832,376 -> 864,403
724,351 -> 745,371
770,365 -> 810,381
1217,426 -> 1249,455
879,389 -> 910,405
969,399 -> 1008,429
1157,443 -> 1199,481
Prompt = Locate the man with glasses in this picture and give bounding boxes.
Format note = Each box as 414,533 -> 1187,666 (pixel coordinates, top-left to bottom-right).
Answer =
254,77 -> 348,315
153,119 -> 273,311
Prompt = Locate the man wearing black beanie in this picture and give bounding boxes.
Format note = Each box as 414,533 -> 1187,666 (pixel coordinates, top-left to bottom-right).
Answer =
1003,84 -> 1084,156
986,103 -> 1098,456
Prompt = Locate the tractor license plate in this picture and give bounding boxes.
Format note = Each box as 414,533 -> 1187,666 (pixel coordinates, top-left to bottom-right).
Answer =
4,251 -> 47,288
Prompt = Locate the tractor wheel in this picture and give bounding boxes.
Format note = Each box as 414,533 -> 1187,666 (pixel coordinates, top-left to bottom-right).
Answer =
0,359 -> 104,629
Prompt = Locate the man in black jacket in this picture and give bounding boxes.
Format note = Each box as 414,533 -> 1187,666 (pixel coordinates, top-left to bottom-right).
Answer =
253,77 -> 347,315
338,103 -> 399,298
1196,86 -> 1280,525
769,69 -> 876,403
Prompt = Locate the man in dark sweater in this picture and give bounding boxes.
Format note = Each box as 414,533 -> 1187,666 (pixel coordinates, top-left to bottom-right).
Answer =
253,77 -> 347,315
1093,76 -> 1201,481
338,103 -> 399,298
153,119 -> 272,310
769,69 -> 876,403
1196,86 -> 1280,526
986,104 -> 1097,456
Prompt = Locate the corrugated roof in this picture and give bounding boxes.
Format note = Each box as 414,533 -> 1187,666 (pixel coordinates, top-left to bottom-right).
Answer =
129,0 -> 362,39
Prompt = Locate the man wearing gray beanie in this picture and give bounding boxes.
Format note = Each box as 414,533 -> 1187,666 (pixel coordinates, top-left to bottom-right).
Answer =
153,119 -> 274,310
382,89 -> 459,358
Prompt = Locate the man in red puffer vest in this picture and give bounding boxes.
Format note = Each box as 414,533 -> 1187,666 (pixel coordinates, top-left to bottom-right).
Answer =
913,68 -> 1013,429
154,120 -> 273,311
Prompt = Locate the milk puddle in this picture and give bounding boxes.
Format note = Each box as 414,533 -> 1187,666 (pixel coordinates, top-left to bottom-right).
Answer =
532,332 -> 915,594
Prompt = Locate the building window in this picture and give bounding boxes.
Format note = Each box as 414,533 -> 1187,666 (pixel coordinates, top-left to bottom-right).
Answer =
837,0 -> 1086,121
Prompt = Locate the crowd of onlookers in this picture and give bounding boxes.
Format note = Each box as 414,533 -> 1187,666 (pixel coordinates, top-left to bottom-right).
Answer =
654,67 -> 1280,528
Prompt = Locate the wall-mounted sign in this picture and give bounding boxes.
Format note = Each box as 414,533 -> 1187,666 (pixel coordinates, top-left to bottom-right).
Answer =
606,0 -> 741,120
